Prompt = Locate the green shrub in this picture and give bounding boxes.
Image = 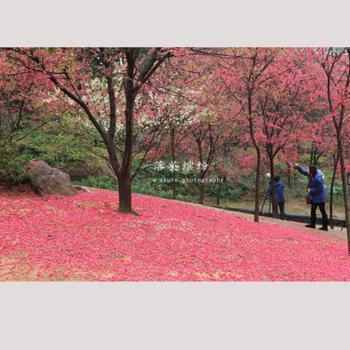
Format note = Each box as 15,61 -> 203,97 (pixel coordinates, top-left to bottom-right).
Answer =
74,176 -> 117,190
0,138 -> 30,183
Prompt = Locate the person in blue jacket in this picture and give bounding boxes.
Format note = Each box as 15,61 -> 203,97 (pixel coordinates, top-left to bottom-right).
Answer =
268,175 -> 286,220
294,164 -> 328,231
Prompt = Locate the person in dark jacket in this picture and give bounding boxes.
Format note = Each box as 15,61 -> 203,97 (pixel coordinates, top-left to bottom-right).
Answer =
294,164 -> 328,231
268,175 -> 286,220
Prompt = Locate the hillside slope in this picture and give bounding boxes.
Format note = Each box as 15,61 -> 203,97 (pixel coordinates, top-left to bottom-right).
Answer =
0,188 -> 349,281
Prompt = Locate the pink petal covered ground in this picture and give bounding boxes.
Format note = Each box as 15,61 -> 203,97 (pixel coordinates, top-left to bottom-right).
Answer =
0,188 -> 349,281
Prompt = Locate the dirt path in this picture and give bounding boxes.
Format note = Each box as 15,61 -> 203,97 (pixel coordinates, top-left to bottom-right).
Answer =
225,211 -> 346,241
172,199 -> 348,242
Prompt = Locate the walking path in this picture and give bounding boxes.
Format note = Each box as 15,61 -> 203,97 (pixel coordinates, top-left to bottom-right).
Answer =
174,200 -> 348,242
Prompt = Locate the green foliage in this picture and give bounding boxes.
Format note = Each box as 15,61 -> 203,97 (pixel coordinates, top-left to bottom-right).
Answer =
130,164 -> 253,203
20,125 -> 93,171
132,176 -> 160,195
1,113 -> 109,184
15,114 -> 108,180
0,138 -> 30,183
75,176 -> 117,190
205,179 -> 248,201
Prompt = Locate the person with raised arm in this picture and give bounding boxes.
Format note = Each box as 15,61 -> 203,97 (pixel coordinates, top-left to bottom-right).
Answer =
294,164 -> 328,231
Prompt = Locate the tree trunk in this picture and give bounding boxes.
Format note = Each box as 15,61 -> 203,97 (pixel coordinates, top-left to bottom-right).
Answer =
247,89 -> 260,223
248,131 -> 261,221
172,179 -> 177,200
309,149 -> 314,166
309,144 -> 318,166
170,127 -> 177,199
254,150 -> 261,222
216,178 -> 222,206
120,53 -> 136,214
118,173 -> 132,213
337,133 -> 350,253
268,152 -> 279,218
329,151 -> 339,229
199,183 -> 205,205
195,134 -> 208,205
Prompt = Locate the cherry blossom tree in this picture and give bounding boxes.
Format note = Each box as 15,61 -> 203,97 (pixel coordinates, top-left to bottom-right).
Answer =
316,48 -> 350,252
218,48 -> 284,221
8,48 -> 172,213
256,49 -> 319,217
